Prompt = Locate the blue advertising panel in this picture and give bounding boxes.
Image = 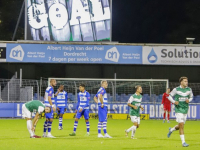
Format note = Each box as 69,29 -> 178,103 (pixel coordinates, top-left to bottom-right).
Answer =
6,44 -> 142,64
1,103 -> 200,119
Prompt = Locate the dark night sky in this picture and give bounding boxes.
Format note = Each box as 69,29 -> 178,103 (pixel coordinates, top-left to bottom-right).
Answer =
0,0 -> 200,43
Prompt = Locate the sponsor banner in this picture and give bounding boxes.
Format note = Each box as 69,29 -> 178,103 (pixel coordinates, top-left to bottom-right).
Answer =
0,43 -> 6,62
0,103 -> 199,119
41,113 -> 148,120
62,113 -> 128,120
6,44 -> 142,64
143,46 -> 200,65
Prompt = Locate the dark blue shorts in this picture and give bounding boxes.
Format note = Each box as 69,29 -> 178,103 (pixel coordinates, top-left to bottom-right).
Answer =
58,107 -> 65,114
45,109 -> 54,119
98,106 -> 107,122
76,109 -> 89,120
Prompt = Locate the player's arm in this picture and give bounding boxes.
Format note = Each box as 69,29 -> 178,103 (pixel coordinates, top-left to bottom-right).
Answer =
80,92 -> 90,112
48,89 -> 56,111
99,89 -> 106,108
32,112 -> 40,131
128,103 -> 137,110
168,88 -> 179,105
76,95 -> 80,113
65,93 -> 68,111
85,92 -> 90,108
99,94 -> 104,108
55,96 -> 59,111
127,97 -> 137,109
32,106 -> 45,131
186,89 -> 193,103
54,88 -> 60,97
140,105 -> 144,111
48,95 -> 56,111
93,94 -> 98,103
48,96 -> 53,105
47,89 -> 53,105
161,94 -> 165,109
161,94 -> 165,105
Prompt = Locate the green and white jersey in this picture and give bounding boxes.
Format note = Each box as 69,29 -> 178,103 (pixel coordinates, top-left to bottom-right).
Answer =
170,86 -> 193,114
128,93 -> 142,117
25,100 -> 45,114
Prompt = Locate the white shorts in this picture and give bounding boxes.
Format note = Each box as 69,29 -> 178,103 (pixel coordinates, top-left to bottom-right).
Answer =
22,104 -> 32,119
175,113 -> 187,124
130,116 -> 140,124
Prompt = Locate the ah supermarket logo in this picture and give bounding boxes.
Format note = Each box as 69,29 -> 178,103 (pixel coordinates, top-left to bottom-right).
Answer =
105,47 -> 120,62
9,45 -> 24,61
147,48 -> 157,63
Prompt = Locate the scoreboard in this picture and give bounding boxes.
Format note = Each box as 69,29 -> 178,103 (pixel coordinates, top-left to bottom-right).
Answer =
25,0 -> 111,42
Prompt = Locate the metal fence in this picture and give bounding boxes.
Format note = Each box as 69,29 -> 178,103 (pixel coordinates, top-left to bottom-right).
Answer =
1,78 -> 200,103
0,77 -> 39,102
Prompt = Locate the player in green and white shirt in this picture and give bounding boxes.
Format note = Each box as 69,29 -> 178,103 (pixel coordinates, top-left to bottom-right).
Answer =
125,85 -> 144,139
22,100 -> 51,138
167,77 -> 193,147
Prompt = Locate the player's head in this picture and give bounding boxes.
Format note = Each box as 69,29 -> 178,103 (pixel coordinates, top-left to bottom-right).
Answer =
135,85 -> 142,94
79,83 -> 85,92
59,85 -> 64,91
179,76 -> 188,88
101,80 -> 108,89
50,79 -> 56,87
166,88 -> 170,93
44,107 -> 51,113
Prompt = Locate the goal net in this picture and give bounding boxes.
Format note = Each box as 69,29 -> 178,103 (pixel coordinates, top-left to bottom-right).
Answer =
48,78 -> 168,119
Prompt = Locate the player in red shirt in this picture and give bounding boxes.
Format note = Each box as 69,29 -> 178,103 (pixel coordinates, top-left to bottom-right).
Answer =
161,88 -> 171,123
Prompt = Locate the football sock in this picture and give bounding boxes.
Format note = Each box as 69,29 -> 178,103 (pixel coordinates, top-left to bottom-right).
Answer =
167,113 -> 170,121
103,121 -> 107,134
163,112 -> 166,120
170,125 -> 178,132
48,121 -> 52,133
127,125 -> 135,133
98,122 -> 102,134
180,135 -> 185,144
86,122 -> 90,133
43,121 -> 48,133
59,117 -> 63,127
73,121 -> 78,133
131,126 -> 137,137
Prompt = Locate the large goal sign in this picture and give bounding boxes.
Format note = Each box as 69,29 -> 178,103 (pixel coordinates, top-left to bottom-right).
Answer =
25,0 -> 111,41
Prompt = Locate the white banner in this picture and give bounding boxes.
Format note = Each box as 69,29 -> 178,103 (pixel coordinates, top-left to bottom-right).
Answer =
0,43 -> 6,62
143,46 -> 200,65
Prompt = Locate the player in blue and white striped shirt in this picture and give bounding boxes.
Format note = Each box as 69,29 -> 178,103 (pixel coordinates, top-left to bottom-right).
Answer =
69,84 -> 90,136
94,80 -> 112,138
43,79 -> 59,138
55,85 -> 68,130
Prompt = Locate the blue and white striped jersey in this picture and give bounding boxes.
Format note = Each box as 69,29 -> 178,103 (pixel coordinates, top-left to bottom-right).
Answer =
44,86 -> 55,106
76,91 -> 90,110
55,91 -> 68,108
96,87 -> 108,107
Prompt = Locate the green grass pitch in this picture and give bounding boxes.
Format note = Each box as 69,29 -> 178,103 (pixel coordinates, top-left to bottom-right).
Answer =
0,119 -> 199,150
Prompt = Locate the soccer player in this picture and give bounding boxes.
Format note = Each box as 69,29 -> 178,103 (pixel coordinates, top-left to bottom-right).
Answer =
55,85 -> 68,130
167,77 -> 193,147
69,84 -> 90,136
161,88 -> 171,123
22,100 -> 51,138
43,79 -> 59,138
94,80 -> 112,138
125,85 -> 144,139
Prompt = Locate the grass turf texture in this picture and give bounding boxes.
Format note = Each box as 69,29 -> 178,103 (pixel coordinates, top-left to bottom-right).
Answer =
0,119 -> 199,150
